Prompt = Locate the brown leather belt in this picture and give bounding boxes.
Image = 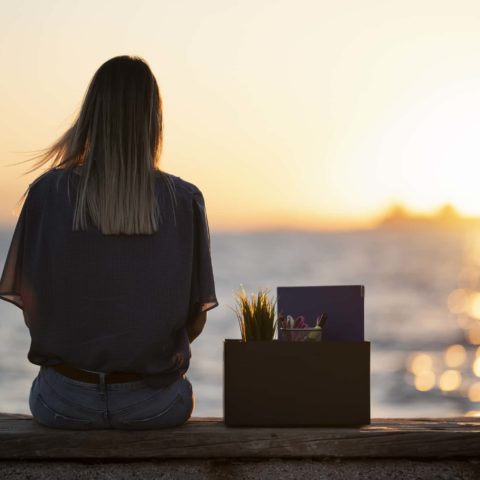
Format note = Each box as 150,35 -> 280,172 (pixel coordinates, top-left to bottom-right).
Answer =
51,364 -> 144,384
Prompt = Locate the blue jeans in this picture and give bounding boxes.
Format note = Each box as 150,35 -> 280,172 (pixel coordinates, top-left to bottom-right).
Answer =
29,366 -> 194,430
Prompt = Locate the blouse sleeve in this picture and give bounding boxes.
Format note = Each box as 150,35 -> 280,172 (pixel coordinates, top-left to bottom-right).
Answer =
188,188 -> 219,318
0,195 -> 28,311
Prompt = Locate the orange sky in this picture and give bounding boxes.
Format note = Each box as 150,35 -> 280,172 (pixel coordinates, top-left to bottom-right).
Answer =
2,1 -> 480,231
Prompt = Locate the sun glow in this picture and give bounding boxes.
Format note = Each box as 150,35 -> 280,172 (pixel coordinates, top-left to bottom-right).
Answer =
3,2 -> 480,230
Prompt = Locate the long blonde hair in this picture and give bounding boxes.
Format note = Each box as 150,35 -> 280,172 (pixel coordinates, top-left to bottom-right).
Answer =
13,55 -> 177,235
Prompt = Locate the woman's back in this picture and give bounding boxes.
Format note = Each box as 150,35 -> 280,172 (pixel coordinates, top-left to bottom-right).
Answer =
1,167 -> 218,388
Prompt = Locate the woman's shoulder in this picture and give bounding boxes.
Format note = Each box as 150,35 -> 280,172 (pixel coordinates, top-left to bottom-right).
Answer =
25,168 -> 62,197
156,170 -> 202,197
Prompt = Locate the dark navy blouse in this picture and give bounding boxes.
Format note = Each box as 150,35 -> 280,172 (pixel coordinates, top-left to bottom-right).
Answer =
0,168 -> 219,387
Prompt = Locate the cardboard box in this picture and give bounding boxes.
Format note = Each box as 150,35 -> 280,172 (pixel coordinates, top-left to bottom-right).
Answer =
223,339 -> 370,427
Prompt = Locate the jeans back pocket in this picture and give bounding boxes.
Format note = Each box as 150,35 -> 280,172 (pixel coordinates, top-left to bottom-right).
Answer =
118,392 -> 191,430
31,393 -> 93,430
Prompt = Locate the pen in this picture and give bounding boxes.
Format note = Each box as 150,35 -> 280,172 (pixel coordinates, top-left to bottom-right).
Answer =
316,313 -> 328,328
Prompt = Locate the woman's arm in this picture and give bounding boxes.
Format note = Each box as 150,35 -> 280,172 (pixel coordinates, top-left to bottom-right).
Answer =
186,310 -> 207,343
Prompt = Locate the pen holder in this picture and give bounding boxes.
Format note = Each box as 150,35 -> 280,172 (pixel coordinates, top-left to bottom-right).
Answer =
279,327 -> 323,342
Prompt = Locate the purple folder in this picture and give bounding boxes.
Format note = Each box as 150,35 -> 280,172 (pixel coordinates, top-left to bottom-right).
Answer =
276,285 -> 365,341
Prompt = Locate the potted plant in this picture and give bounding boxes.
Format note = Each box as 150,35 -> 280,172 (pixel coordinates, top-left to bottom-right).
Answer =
233,286 -> 277,341
223,286 -> 370,427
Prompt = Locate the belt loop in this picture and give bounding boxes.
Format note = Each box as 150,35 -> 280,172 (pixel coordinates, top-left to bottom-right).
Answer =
98,372 -> 107,391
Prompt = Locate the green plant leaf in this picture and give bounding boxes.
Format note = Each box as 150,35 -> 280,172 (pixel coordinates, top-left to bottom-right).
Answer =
231,286 -> 277,341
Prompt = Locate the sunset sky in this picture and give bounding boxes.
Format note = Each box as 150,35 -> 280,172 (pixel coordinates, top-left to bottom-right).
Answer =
2,0 -> 480,231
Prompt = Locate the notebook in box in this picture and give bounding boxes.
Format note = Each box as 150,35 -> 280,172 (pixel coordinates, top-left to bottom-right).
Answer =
276,285 -> 364,341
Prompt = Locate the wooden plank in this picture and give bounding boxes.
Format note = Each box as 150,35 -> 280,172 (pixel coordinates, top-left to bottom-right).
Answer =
1,413 -> 480,460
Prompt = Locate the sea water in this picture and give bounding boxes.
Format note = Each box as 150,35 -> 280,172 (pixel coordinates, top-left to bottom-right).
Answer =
1,228 -> 479,418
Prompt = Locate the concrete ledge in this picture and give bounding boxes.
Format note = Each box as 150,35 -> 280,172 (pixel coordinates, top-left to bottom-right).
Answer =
1,413 -> 480,460
1,459 -> 480,480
